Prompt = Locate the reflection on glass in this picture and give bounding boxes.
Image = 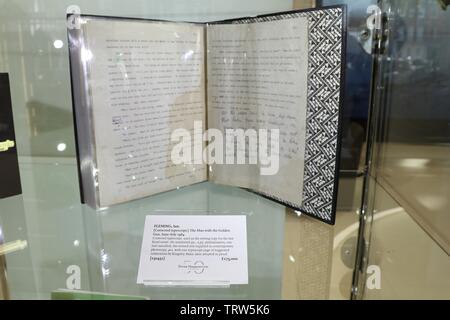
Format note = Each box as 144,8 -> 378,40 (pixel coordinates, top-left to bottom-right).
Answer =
0,0 -> 294,158
365,0 -> 450,300
377,0 -> 450,254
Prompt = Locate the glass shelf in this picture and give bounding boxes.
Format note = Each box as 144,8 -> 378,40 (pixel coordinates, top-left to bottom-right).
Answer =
0,156 -> 353,300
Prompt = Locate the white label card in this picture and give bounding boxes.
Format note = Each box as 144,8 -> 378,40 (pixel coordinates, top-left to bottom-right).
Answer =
137,215 -> 248,286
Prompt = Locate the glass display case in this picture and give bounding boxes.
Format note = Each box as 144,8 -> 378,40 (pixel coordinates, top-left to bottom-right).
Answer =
0,0 -> 449,301
0,0 -> 358,300
353,0 -> 450,300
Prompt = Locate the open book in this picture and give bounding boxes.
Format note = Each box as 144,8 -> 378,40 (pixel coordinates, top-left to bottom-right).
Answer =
68,6 -> 346,224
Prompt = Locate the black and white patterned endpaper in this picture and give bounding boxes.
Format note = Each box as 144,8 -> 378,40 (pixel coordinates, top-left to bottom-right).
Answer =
228,7 -> 346,224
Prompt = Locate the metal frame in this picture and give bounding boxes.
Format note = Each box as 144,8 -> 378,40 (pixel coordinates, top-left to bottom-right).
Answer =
350,0 -> 391,299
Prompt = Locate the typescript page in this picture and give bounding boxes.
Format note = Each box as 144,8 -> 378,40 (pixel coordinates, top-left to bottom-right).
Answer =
82,19 -> 207,207
206,17 -> 309,207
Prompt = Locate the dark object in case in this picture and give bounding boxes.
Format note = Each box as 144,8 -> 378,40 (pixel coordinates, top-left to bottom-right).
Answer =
438,0 -> 450,10
0,73 -> 22,199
